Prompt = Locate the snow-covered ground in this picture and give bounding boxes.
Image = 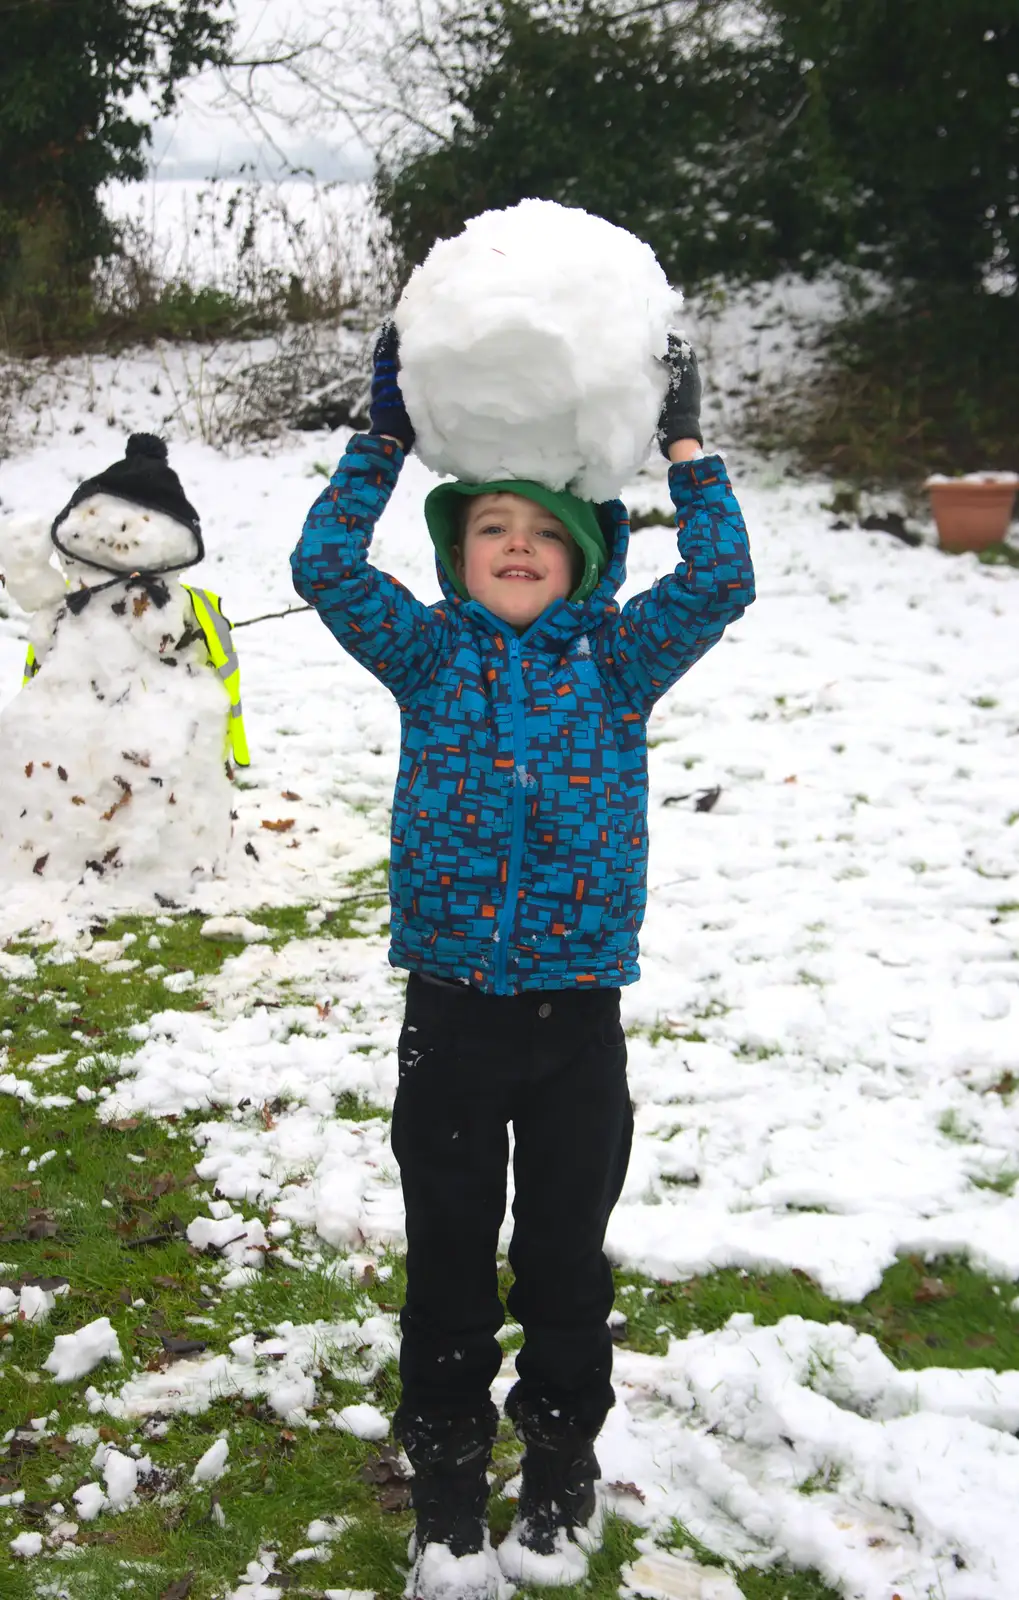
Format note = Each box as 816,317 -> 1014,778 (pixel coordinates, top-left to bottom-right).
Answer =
1,269 -> 1018,1599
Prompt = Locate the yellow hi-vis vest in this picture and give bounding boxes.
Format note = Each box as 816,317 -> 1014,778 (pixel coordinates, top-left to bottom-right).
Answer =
180,585 -> 250,768
21,584 -> 250,769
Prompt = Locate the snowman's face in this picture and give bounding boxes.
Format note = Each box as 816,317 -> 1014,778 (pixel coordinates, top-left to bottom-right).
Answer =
56,493 -> 198,574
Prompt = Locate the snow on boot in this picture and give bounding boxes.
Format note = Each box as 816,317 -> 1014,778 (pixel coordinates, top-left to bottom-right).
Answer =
498,1395 -> 603,1586
406,1539 -> 510,1600
398,1406 -> 508,1600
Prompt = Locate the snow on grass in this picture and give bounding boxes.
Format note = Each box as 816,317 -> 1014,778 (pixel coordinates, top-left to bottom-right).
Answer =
0,293 -> 1017,1597
85,1313 -> 399,1423
42,1316 -> 122,1383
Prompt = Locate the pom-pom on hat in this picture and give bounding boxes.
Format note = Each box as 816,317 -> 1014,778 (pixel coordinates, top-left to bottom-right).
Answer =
51,433 -> 203,570
424,479 -> 608,605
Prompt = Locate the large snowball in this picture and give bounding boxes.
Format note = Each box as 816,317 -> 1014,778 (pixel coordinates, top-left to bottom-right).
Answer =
395,199 -> 681,502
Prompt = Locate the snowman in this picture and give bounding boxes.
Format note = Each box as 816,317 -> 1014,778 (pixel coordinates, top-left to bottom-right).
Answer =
0,433 -> 248,895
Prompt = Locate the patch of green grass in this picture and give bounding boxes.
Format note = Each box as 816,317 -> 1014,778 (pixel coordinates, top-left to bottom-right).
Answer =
639,1019 -> 707,1047
612,1254 -> 1019,1371
938,1108 -> 974,1143
655,1521 -> 842,1600
2,894 -> 1015,1600
977,542 -> 1019,568
971,1170 -> 1018,1196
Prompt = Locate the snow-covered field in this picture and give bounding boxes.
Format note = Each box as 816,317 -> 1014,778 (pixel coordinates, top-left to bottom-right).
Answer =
1,267 -> 1018,1599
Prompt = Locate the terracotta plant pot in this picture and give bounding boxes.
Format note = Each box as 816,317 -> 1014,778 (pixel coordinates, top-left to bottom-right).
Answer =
925,472 -> 1018,553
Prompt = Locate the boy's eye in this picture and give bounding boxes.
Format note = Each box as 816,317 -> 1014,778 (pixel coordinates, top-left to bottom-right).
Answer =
478,523 -> 505,536
538,527 -> 564,541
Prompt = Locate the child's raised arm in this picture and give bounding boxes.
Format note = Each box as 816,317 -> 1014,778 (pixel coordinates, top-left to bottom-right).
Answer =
290,327 -> 450,705
596,339 -> 755,716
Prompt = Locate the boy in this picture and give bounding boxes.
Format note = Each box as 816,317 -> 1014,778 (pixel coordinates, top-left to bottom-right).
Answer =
291,327 -> 754,1600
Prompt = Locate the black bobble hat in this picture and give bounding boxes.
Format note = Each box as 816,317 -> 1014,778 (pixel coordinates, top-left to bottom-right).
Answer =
51,433 -> 203,565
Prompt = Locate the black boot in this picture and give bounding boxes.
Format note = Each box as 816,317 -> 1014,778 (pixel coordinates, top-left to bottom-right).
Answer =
396,1404 -> 502,1599
498,1392 -> 602,1583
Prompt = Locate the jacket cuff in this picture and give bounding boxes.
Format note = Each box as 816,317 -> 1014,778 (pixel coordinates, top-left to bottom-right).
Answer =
667,452 -> 726,489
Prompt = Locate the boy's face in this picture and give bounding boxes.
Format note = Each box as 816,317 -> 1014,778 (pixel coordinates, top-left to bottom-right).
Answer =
454,492 -> 578,629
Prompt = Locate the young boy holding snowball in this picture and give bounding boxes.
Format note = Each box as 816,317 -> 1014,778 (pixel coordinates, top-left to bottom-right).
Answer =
291,326 -> 754,1600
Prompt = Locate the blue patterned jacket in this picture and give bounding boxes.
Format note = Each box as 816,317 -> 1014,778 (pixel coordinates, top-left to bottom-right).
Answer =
292,433 -> 754,994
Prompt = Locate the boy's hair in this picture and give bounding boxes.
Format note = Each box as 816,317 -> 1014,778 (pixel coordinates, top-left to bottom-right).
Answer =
424,480 -> 608,603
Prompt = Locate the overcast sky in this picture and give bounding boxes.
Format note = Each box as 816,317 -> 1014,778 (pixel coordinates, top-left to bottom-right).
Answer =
145,0 -> 378,183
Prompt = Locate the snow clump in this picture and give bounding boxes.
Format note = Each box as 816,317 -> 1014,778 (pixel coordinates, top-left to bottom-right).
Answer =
331,1401 -> 389,1440
43,1316 -> 122,1382
192,1436 -> 230,1482
72,1482 -> 106,1522
396,198 -> 680,501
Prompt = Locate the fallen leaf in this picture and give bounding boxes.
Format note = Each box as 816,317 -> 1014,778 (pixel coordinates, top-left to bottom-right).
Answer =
57,765 -> 68,781
159,1333 -> 208,1359
378,1480 -> 412,1511
694,784 -> 722,813
261,818 -> 295,833
33,854 -> 49,875
71,795 -> 86,805
20,1500 -> 52,1521
914,1276 -> 953,1303
21,1218 -> 59,1240
966,1333 -> 996,1348
152,1274 -> 183,1291
245,841 -> 259,861
110,1117 -> 141,1131
7,1433 -> 39,1458
360,1443 -> 411,1488
316,1000 -> 332,1020
783,773 -> 798,784
24,761 -> 33,777
281,790 -> 302,801
100,775 -> 133,823
124,1220 -> 185,1250
604,1478 -> 643,1504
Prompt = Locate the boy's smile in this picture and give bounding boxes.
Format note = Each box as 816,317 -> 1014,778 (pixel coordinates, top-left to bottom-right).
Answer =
455,492 -> 578,629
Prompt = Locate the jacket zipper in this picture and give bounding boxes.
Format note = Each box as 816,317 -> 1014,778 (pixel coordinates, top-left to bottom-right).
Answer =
494,634 -> 527,993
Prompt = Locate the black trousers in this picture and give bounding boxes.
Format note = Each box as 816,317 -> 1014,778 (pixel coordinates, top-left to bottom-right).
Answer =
391,973 -> 633,1433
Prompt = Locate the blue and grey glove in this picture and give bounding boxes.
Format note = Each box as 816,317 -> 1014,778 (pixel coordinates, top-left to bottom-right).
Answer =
656,335 -> 703,456
369,321 -> 415,452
